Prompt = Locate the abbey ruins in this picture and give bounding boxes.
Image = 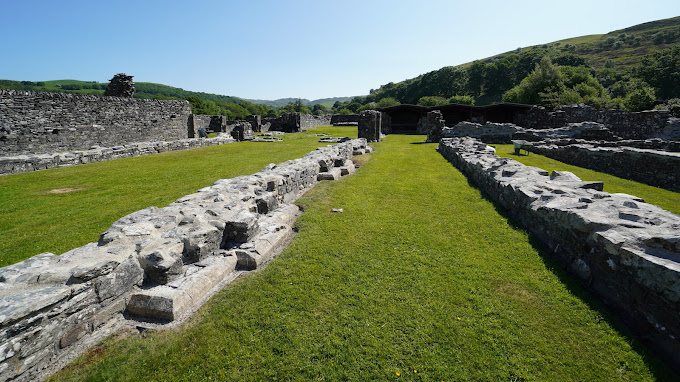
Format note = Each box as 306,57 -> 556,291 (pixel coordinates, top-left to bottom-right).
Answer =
0,89 -> 679,380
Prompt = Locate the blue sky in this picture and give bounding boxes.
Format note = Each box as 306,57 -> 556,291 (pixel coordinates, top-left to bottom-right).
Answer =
2,0 -> 679,100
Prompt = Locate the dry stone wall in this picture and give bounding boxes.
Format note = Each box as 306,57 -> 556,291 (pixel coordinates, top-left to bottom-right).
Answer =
529,142 -> 680,192
519,104 -> 675,140
439,137 -> 680,369
192,114 -> 229,135
0,135 -> 237,176
0,90 -> 192,156
264,113 -> 331,133
0,138 -> 369,382
330,114 -> 359,126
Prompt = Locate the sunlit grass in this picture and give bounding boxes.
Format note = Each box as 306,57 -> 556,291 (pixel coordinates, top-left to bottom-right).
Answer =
0,126 -> 356,267
50,135 -> 673,381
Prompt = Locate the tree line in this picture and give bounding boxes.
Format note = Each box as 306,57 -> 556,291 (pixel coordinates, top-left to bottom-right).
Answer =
331,45 -> 680,116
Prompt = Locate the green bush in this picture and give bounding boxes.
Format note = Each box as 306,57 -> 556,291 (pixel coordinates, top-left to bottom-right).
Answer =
623,86 -> 656,112
447,95 -> 475,105
417,96 -> 448,106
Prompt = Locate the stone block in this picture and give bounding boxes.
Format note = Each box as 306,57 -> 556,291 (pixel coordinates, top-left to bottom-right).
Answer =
126,256 -> 236,321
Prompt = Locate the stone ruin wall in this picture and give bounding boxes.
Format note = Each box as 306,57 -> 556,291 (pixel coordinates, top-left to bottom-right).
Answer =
518,104 -> 673,140
429,109 -> 680,193
0,90 -> 192,156
330,114 -> 359,126
0,139 -> 370,382
438,137 -> 680,370
530,143 -> 680,192
190,114 -> 231,137
0,136 -> 237,176
263,113 -> 331,133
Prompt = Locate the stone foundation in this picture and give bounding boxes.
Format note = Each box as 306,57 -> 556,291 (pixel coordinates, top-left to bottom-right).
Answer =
0,135 -> 237,176
0,139 -> 369,382
529,142 -> 680,192
438,137 -> 680,370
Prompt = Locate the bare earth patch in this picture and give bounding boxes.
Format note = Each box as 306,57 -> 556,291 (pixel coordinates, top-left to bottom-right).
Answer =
46,187 -> 84,194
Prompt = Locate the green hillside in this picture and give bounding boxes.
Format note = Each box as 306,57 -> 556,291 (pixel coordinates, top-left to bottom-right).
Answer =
246,96 -> 355,108
332,16 -> 680,113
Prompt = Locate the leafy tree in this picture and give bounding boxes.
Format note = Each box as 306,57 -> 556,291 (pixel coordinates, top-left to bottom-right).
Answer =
376,97 -> 400,108
417,96 -> 448,106
660,98 -> 680,116
357,102 -> 378,112
623,85 -> 656,112
502,56 -> 562,105
448,95 -> 475,105
637,46 -> 680,100
503,57 -> 610,109
311,104 -> 327,116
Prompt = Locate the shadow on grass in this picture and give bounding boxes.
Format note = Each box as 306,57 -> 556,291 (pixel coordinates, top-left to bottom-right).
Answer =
448,160 -> 677,380
409,141 -> 436,145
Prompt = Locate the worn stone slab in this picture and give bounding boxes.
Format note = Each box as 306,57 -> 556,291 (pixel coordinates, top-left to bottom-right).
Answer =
317,167 -> 342,181
126,255 -> 237,321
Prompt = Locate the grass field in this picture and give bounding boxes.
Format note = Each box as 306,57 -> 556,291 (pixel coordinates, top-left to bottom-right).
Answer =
0,126 -> 355,267
49,134 -> 674,381
492,144 -> 680,216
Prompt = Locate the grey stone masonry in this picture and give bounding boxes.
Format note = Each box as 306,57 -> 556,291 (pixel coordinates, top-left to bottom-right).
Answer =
264,113 -> 331,133
0,90 -> 192,156
425,110 -> 445,143
358,110 -> 381,142
518,104 -> 674,140
439,137 -> 680,371
0,135 -> 237,176
230,121 -> 255,141
528,142 -> 680,192
0,138 -> 368,382
330,114 -> 359,126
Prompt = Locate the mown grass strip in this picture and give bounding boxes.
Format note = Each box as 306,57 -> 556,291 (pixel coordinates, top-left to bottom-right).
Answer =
492,144 -> 680,215
0,126 -> 355,267
51,135 -> 673,381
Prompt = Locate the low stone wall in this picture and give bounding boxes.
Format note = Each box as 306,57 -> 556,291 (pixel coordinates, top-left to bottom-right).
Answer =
0,90 -> 192,156
192,115 -> 229,135
0,135 -> 237,176
264,113 -> 331,133
438,137 -> 680,370
330,114 -> 359,126
300,114 -> 331,129
438,121 -> 658,144
519,104 -> 677,140
529,142 -> 680,192
0,138 -> 370,382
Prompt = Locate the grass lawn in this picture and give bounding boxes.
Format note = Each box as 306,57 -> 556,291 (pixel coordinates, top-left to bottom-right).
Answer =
492,144 -> 680,216
51,135 -> 673,381
0,126 -> 355,267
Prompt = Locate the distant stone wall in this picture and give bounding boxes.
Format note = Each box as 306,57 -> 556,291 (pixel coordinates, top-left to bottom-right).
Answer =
192,115 -> 229,135
0,135 -> 236,176
300,114 -> 331,129
0,90 -> 192,156
0,139 -> 369,382
519,104 -> 673,139
439,137 -> 680,370
264,113 -> 330,133
330,114 -> 359,126
529,142 -> 680,192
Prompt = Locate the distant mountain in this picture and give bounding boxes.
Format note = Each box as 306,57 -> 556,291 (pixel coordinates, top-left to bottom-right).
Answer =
246,96 -> 356,109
